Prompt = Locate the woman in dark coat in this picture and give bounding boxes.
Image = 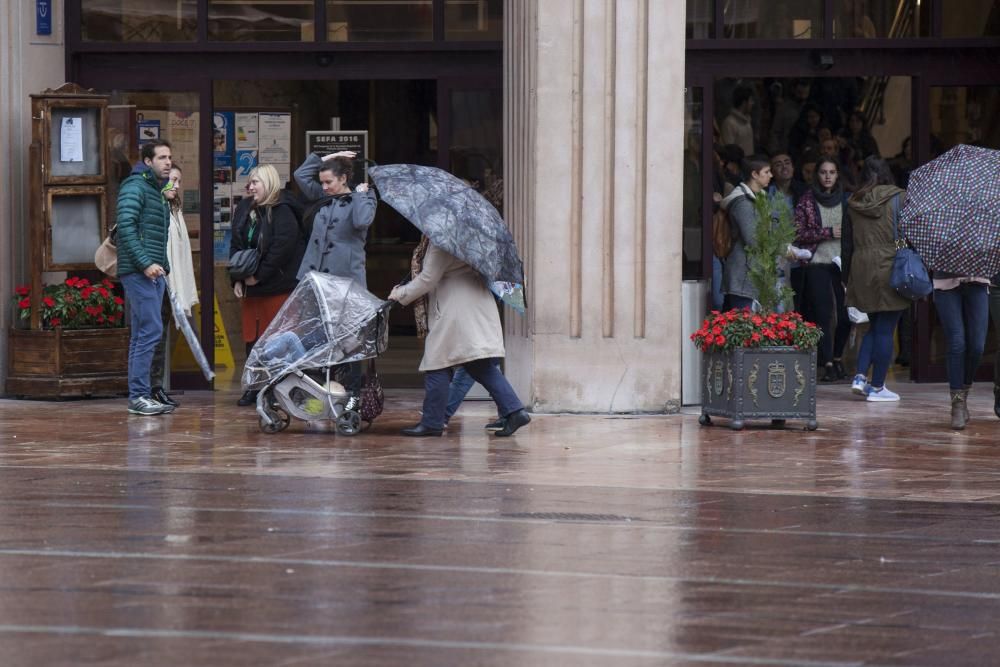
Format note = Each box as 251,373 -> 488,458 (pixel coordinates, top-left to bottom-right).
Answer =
843,157 -> 907,404
230,164 -> 306,406
792,157 -> 851,382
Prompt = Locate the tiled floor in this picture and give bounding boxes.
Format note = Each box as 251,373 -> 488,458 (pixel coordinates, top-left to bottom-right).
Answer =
0,382 -> 998,665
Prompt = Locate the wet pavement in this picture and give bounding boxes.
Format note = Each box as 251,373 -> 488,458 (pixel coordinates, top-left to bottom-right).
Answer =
0,383 -> 999,665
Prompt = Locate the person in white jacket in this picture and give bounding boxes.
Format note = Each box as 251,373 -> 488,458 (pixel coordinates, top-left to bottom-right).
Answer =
150,165 -> 199,407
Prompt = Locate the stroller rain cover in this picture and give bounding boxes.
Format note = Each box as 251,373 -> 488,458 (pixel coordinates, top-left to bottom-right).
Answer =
242,272 -> 389,390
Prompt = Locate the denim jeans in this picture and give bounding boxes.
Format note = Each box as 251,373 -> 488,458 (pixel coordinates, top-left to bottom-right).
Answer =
149,290 -> 172,389
723,294 -> 753,311
444,358 -> 503,421
121,272 -> 166,400
934,283 -> 989,391
991,286 -> 1000,387
856,309 -> 904,389
421,358 -> 522,430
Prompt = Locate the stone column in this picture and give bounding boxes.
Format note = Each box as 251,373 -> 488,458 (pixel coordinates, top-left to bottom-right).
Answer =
0,1 -> 66,391
503,0 -> 686,413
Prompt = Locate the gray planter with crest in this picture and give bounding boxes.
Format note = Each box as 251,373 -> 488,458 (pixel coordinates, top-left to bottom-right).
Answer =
699,346 -> 818,431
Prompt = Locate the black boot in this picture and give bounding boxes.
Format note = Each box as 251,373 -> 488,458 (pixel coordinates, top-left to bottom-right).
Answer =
151,387 -> 178,407
494,409 -> 531,437
401,423 -> 443,437
485,417 -> 506,430
237,390 -> 258,407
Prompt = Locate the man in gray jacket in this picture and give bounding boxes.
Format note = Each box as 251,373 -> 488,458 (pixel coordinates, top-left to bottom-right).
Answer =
720,156 -> 772,311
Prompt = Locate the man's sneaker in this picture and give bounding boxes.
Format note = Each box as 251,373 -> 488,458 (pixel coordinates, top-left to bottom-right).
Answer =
128,396 -> 172,415
851,374 -> 871,396
866,386 -> 900,403
344,394 -> 361,412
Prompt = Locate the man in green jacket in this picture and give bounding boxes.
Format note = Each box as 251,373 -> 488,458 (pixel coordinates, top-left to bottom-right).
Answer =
117,140 -> 174,416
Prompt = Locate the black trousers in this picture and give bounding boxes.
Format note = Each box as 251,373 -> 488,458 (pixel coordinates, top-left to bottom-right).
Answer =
791,264 -> 850,366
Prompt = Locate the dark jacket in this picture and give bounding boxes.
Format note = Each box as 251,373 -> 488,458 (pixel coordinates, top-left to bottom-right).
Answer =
793,189 -> 848,258
720,183 -> 759,300
844,185 -> 910,314
230,191 -> 305,297
115,164 -> 170,277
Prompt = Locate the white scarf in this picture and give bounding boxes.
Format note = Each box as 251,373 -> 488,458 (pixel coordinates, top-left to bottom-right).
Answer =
166,207 -> 200,318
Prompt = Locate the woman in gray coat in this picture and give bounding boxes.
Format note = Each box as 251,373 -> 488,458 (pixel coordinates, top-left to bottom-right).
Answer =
294,150 -> 376,404
294,150 -> 376,287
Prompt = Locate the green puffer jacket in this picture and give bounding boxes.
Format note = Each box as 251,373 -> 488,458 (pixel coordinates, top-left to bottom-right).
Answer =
115,165 -> 171,277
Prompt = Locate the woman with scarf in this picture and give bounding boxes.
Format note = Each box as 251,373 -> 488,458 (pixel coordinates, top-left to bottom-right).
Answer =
149,164 -> 199,408
389,237 -> 531,438
792,156 -> 851,382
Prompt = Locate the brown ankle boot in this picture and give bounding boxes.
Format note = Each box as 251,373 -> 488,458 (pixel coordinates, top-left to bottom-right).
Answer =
950,390 -> 968,430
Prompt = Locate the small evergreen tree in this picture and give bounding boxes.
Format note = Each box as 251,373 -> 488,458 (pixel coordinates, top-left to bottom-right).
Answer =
747,194 -> 795,314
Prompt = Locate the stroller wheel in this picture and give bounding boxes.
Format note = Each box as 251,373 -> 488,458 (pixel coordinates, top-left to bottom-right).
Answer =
336,410 -> 362,436
259,407 -> 290,434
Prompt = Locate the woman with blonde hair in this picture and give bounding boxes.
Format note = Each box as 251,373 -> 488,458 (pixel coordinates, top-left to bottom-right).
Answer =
229,164 -> 305,406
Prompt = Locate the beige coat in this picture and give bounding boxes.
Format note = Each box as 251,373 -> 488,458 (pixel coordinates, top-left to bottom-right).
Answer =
395,244 -> 505,371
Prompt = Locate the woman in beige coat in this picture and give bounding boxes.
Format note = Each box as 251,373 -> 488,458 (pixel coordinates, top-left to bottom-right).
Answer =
389,242 -> 531,437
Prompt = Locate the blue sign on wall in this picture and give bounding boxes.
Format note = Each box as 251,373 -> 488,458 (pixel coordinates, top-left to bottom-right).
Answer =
36,0 -> 52,36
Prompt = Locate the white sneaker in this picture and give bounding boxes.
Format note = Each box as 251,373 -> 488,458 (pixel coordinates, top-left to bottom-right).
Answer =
851,374 -> 870,396
866,386 -> 900,402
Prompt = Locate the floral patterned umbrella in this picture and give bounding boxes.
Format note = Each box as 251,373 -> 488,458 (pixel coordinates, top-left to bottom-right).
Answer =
369,164 -> 526,314
899,144 -> 1000,278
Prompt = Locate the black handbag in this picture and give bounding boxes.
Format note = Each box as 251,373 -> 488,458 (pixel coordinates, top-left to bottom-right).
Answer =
359,358 -> 384,424
228,248 -> 260,281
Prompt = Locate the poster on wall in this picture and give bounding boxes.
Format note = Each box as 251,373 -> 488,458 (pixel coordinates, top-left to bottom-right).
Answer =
235,113 -> 259,151
213,112 -> 234,168
305,131 -> 369,185
137,119 -> 160,146
213,167 -> 233,264
235,149 -> 258,189
167,111 -> 200,232
258,112 -> 291,183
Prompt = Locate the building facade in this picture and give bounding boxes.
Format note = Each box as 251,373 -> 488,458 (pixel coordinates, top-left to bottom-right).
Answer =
3,0 -> 998,409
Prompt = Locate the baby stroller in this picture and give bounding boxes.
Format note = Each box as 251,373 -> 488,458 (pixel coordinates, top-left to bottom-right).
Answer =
242,272 -> 391,435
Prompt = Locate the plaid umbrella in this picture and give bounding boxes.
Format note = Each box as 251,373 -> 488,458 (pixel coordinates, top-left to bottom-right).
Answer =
369,164 -> 526,314
899,144 -> 1000,278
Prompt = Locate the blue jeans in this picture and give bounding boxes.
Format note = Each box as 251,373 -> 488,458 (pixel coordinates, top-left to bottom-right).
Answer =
121,272 -> 167,400
444,358 -> 503,420
934,284 -> 989,391
723,294 -> 753,311
712,257 -> 725,311
421,358 -> 522,430
856,310 -> 904,389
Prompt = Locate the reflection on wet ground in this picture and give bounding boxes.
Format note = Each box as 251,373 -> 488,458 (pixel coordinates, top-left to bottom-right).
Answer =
0,384 -> 998,665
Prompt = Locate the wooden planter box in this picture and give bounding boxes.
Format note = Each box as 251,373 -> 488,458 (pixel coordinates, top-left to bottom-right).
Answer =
699,346 -> 818,431
7,327 -> 129,398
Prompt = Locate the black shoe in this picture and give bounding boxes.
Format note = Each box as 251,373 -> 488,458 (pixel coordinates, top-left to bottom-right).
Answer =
820,364 -> 837,383
494,409 -> 531,437
151,387 -> 178,408
832,360 -> 846,380
401,423 -> 443,437
485,417 -> 506,430
237,390 -> 259,407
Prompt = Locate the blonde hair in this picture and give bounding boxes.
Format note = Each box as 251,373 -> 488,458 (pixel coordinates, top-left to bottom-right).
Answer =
249,164 -> 281,209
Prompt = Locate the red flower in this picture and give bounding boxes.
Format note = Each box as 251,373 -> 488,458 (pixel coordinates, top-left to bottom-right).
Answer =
18,298 -> 30,309
717,335 -> 727,346
113,296 -> 125,305
77,278 -> 90,287
712,326 -> 722,335
97,287 -> 110,298
81,287 -> 93,299
65,277 -> 78,287
49,317 -> 61,327
15,285 -> 30,297
102,278 -> 113,287
751,333 -> 761,342
85,305 -> 102,317
42,296 -> 55,308
805,321 -> 817,328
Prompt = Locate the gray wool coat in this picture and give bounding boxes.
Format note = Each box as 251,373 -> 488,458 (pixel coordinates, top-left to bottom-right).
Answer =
294,153 -> 377,287
720,184 -> 759,301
